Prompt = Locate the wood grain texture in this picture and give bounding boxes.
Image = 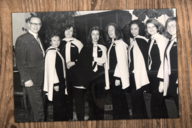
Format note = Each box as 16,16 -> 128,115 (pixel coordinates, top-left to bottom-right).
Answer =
0,0 -> 191,127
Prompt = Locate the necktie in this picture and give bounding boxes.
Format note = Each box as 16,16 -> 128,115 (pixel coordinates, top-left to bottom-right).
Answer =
36,36 -> 45,57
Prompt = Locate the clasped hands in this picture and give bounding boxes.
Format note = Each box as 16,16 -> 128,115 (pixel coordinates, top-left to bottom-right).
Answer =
67,61 -> 75,69
25,79 -> 59,92
104,79 -> 121,90
24,80 -> 33,87
93,57 -> 104,66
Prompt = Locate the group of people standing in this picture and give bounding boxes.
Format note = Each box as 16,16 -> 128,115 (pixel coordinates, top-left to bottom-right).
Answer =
15,15 -> 178,122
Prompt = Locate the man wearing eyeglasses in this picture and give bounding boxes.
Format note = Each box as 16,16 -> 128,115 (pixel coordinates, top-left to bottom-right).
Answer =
15,16 -> 45,121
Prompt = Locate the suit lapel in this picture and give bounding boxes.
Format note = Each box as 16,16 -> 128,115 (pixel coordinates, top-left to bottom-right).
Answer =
27,32 -> 45,57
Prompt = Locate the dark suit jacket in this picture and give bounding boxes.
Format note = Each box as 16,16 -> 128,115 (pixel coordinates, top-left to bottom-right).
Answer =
15,32 -> 44,86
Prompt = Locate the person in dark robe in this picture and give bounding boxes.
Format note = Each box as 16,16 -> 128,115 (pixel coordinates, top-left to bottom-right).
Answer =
164,17 -> 178,111
146,18 -> 169,118
127,20 -> 150,118
59,25 -> 83,120
104,23 -> 129,119
43,32 -> 67,121
76,26 -> 107,120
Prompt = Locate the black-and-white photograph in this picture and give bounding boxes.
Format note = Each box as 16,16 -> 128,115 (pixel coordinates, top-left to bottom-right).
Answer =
12,8 -> 178,122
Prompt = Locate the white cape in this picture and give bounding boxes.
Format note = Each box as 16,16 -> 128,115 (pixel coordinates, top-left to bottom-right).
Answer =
43,46 -> 67,101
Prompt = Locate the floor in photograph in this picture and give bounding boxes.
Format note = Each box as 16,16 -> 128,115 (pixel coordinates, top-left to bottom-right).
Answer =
14,92 -> 178,122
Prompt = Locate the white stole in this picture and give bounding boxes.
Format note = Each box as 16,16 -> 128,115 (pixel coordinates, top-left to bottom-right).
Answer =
43,46 -> 68,101
105,39 -> 130,89
148,33 -> 168,79
129,37 -> 149,90
65,41 -> 72,63
92,44 -> 98,72
163,37 -> 177,96
107,41 -> 115,70
148,39 -> 155,70
62,37 -> 83,64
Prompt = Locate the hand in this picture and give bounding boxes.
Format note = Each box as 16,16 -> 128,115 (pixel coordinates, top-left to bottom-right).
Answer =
67,61 -> 75,69
158,81 -> 164,93
105,86 -> 110,90
115,79 -> 121,86
97,62 -> 104,66
54,86 -> 59,92
24,80 -> 33,87
94,58 -> 104,66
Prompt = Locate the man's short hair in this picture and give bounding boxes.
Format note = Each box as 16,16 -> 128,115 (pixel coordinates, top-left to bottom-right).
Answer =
28,16 -> 41,23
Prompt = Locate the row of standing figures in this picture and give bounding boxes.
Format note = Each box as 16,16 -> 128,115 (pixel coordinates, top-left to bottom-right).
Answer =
15,16 -> 178,122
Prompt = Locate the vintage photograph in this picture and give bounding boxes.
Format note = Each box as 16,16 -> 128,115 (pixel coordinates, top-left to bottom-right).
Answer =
12,8 -> 178,122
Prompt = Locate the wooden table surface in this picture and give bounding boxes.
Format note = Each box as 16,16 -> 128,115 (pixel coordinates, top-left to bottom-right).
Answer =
0,0 -> 191,127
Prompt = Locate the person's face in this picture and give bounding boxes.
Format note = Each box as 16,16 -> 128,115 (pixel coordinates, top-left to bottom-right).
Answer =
28,17 -> 42,34
50,36 -> 60,48
108,25 -> 116,39
167,21 -> 176,36
91,30 -> 99,43
65,27 -> 73,38
147,23 -> 158,36
131,24 -> 139,37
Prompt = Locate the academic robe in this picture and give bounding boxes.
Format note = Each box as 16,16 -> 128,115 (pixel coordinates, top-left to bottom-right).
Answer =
74,44 -> 107,88
148,33 -> 169,80
59,37 -> 83,85
148,33 -> 169,118
105,39 -> 130,119
164,37 -> 178,96
129,35 -> 150,90
105,39 -> 129,90
43,46 -> 67,101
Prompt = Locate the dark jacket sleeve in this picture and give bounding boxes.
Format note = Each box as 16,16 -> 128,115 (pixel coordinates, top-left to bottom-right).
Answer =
15,36 -> 31,84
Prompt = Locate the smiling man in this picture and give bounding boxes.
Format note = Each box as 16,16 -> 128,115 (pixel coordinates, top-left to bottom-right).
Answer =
15,16 -> 45,121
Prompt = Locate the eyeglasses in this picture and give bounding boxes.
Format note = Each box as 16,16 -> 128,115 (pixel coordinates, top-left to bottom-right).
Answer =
29,22 -> 42,26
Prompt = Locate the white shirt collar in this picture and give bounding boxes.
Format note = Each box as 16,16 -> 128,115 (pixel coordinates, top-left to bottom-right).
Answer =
28,30 -> 38,39
171,35 -> 177,42
46,46 -> 59,52
93,42 -> 98,47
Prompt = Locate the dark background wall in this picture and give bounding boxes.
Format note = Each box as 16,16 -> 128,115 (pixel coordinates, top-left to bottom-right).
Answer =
74,10 -> 132,44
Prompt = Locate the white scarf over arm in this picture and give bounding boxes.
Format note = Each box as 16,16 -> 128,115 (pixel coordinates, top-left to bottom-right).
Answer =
62,37 -> 83,63
130,36 -> 150,90
43,46 -> 67,101
92,44 -> 109,90
148,33 -> 168,79
94,44 -> 107,64
114,39 -> 130,89
156,34 -> 169,79
148,33 -> 168,93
